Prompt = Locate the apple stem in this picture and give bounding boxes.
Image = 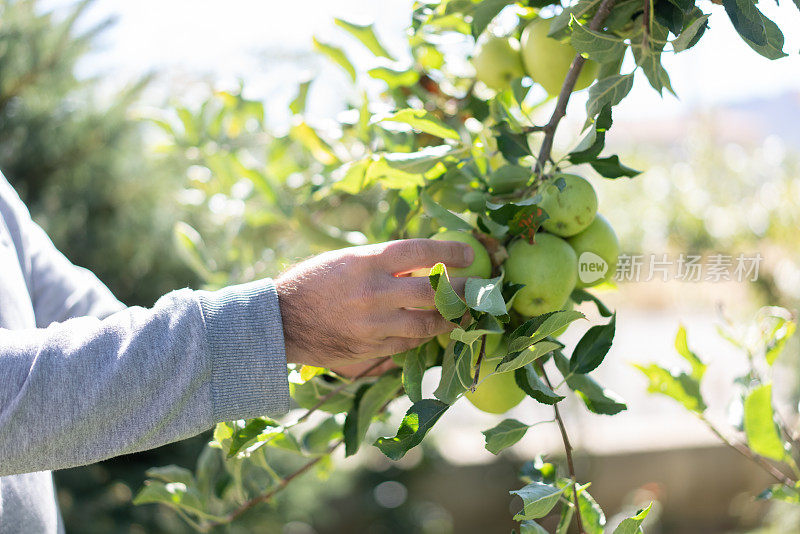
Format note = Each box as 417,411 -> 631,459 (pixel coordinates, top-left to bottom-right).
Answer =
471,334 -> 488,391
540,362 -> 586,534
531,0 -> 620,185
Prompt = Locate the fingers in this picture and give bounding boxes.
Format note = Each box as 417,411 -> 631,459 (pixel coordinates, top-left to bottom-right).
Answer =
376,239 -> 474,275
330,357 -> 398,377
387,276 -> 468,308
374,336 -> 433,357
377,309 -> 455,339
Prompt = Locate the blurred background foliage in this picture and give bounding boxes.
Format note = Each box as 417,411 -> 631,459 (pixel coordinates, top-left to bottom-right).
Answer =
0,0 -> 197,307
3,0 -> 800,532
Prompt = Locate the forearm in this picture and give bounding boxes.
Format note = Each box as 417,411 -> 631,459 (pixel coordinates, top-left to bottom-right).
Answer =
0,280 -> 289,476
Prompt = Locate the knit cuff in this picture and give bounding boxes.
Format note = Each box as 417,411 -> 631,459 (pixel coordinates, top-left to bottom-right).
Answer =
197,279 -> 290,422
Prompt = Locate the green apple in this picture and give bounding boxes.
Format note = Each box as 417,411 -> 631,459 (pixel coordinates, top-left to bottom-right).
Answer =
465,356 -> 526,414
520,18 -> 599,96
472,35 -> 525,91
505,233 -> 577,317
410,230 -> 492,279
489,165 -> 532,195
539,174 -> 598,237
568,213 -> 620,288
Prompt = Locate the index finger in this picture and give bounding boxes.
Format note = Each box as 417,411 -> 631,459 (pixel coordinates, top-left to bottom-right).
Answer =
376,239 -> 474,275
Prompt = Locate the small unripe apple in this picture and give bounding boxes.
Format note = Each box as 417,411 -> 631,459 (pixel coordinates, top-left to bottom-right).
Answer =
539,174 -> 598,237
465,355 -> 526,414
505,233 -> 577,317
472,35 -> 525,91
568,213 -> 619,288
520,18 -> 599,96
410,230 -> 492,279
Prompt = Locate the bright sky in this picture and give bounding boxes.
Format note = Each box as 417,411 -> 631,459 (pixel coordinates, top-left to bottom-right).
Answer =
50,0 -> 800,122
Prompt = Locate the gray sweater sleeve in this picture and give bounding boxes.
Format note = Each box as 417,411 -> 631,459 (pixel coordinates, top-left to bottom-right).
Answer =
0,176 -> 290,477
0,280 -> 291,477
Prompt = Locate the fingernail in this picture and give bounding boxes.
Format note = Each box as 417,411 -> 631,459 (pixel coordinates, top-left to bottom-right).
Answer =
462,245 -> 474,265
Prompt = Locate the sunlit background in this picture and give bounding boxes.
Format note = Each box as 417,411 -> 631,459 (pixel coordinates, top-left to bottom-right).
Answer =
6,0 -> 800,533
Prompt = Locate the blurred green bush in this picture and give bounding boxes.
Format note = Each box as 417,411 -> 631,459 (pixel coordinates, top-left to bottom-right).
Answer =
0,0 -> 197,307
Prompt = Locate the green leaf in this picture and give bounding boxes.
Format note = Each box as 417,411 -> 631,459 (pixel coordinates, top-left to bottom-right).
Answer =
483,418 -> 530,454
332,159 -> 372,194
290,121 -> 339,165
374,399 -> 449,460
227,417 -> 280,457
632,22 -> 674,96
519,520 -> 550,534
133,480 -> 204,514
586,73 -> 635,120
556,504 -> 575,534
744,383 -> 787,462
144,465 -> 195,487
673,14 -> 710,52
493,121 -> 531,162
367,145 -> 459,189
759,308 -> 800,365
571,288 -> 613,317
590,155 -> 641,178
569,15 -> 627,63
570,313 -> 616,374
465,276 -> 508,316
578,488 -> 606,534
549,0 -> 599,38
613,503 -> 653,534
507,310 -> 586,353
345,374 -> 402,457
334,18 -> 395,60
434,341 -> 471,403
380,108 -> 460,140
420,190 -> 473,231
291,375 -> 361,413
674,325 -> 706,380
449,317 -> 505,346
496,341 -> 563,374
569,104 -> 612,164
515,364 -> 565,405
511,481 -> 572,520
302,416 -> 342,454
312,37 -> 356,82
633,363 -> 706,413
403,346 -> 428,403
722,0 -> 767,46
555,352 -> 627,415
428,262 -> 469,321
368,65 -> 420,88
471,0 -> 516,38
289,79 -> 312,115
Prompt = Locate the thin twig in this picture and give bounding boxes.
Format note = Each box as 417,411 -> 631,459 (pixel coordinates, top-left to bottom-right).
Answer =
471,334 -> 488,391
531,0 -> 620,184
699,414 -> 796,487
641,0 -> 651,48
207,438 -> 345,528
293,356 -> 391,426
540,364 -> 586,534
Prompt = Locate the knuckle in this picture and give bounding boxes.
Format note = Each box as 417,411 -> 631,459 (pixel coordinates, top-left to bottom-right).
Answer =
414,313 -> 441,338
405,239 -> 431,262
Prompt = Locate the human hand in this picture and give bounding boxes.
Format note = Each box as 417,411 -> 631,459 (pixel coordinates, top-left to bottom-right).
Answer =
275,239 -> 474,368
